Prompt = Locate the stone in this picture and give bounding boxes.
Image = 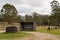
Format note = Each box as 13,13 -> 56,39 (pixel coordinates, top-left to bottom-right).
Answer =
6,26 -> 17,33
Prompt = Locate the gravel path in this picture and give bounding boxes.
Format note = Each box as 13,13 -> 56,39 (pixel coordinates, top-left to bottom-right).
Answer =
15,32 -> 60,40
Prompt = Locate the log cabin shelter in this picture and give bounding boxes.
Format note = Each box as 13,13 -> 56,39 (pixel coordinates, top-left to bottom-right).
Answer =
20,22 -> 36,31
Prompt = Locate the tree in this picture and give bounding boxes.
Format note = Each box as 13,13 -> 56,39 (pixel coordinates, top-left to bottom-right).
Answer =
42,15 -> 49,25
17,15 -> 24,23
32,12 -> 45,26
50,0 -> 60,27
25,14 -> 33,22
24,12 -> 49,26
1,3 -> 18,24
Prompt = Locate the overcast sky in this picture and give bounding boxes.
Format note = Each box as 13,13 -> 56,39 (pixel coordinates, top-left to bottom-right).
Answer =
0,0 -> 60,16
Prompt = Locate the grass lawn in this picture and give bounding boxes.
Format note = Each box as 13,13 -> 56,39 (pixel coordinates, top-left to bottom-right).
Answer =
0,31 -> 31,40
36,26 -> 60,36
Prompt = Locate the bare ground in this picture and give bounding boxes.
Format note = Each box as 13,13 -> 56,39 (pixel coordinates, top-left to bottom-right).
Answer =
0,31 -> 60,40
14,32 -> 60,40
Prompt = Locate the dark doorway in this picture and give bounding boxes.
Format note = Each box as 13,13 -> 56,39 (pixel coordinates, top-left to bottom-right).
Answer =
20,22 -> 36,31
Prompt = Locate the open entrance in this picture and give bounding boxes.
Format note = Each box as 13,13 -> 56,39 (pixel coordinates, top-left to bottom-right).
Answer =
20,22 -> 36,31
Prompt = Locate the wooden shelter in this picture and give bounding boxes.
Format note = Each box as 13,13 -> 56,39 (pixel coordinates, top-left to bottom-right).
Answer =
20,22 -> 36,31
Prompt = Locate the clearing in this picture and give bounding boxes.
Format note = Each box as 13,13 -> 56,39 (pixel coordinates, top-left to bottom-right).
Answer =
13,32 -> 60,40
0,31 -> 60,40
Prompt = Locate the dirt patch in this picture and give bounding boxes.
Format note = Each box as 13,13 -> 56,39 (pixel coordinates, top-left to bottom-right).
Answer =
11,32 -> 60,40
0,31 -> 60,40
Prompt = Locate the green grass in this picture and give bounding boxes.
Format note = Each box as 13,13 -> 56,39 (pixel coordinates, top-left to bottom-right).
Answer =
0,31 -> 30,39
36,26 -> 60,36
